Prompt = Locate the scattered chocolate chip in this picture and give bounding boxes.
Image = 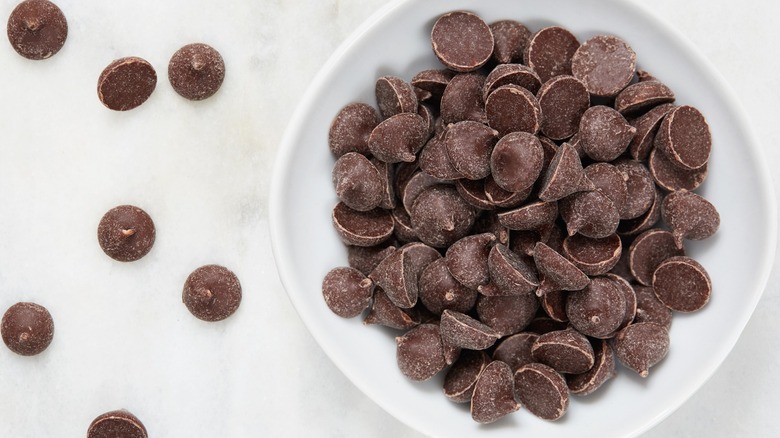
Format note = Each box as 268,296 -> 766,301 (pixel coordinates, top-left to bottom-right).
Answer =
87,410 -> 147,438
571,35 -> 636,98
440,73 -> 487,124
444,120 -> 497,180
183,264 -> 242,322
653,256 -> 712,312
662,190 -> 720,248
446,233 -> 495,289
410,185 -> 477,248
364,287 -> 420,330
524,26 -> 580,83
566,339 -> 616,396
396,323 -> 447,381
483,64 -> 542,101
329,103 -> 380,157
538,143 -> 594,202
471,361 -> 521,423
486,243 -> 539,296
614,80 -> 675,116
492,332 -> 538,371
489,131 -> 543,192
168,43 -> 225,100
654,105 -> 712,171
368,112 -> 428,163
628,228 -> 685,286
649,148 -> 708,192
562,233 -> 622,276
332,202 -> 394,247
323,267 -> 374,318
579,105 -> 636,162
431,11 -> 493,72
532,328 -> 595,374
490,20 -> 530,64
1,302 -> 54,356
476,293 -> 538,336
418,257 -> 477,315
97,57 -> 157,111
566,276 -> 626,339
375,75 -> 418,118
533,242 -> 590,297
514,362 -> 569,420
444,349 -> 491,403
612,322 -> 669,377
332,152 -> 384,211
7,0 -> 67,60
97,205 -> 155,262
537,75 -> 590,140
486,85 -> 542,137
440,309 -> 500,350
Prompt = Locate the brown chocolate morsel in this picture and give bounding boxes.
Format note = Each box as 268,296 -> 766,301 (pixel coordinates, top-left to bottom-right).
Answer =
410,185 -> 477,248
560,190 -> 620,239
419,257 -> 477,315
514,362 -> 569,421
538,143 -> 595,202
490,20 -> 530,64
332,152 -> 384,212
608,242 -> 633,281
579,106 -> 636,162
7,0 -> 67,60
526,316 -> 570,334
489,132 -> 543,193
414,86 -> 433,104
440,73 -> 487,124
328,102 -> 380,157
87,409 -> 148,438
375,75 -> 418,119
322,267 -> 374,318
391,206 -> 417,243
473,212 -> 510,246
618,186 -> 662,237
585,162 -> 628,214
562,233 -> 622,276
533,242 -> 590,296
493,332 -> 539,371
394,161 -> 420,199
614,159 -> 656,220
97,57 -> 157,111
431,11 -> 493,72
370,158 -> 397,210
332,202 -> 394,247
566,276 -> 626,339
633,285 -> 673,329
487,243 -> 539,296
537,75 -> 590,140
471,361 -> 521,424
419,131 -> 463,181
401,241 -> 442,276
368,113 -> 428,163
364,287 -> 420,330
442,332 -> 462,366
484,176 -> 531,208
440,309 -> 500,350
629,103 -> 676,161
532,328 -> 595,374
536,135 -> 559,180
1,302 -> 54,356
348,243 -> 396,276
653,256 -> 712,312
603,273 -> 637,334
455,178 -> 495,210
637,69 -> 657,82
401,171 -> 445,215
396,323 -> 447,381
446,233 -> 495,289
614,80 -> 675,116
628,228 -> 685,286
369,248 -> 418,309
444,350 -> 491,403
486,85 -> 542,138
649,148 -> 708,193
183,265 -> 242,322
566,132 -> 587,159
97,205 -> 155,262
612,322 -> 669,377
477,293 -> 538,337
662,190 -> 720,248
566,339 -> 617,396
483,64 -> 542,101
444,120 -> 497,180
497,201 -> 558,235
655,105 -> 712,171
571,35 -> 636,98
168,43 -> 225,100
411,69 -> 456,97
509,229 -> 540,257
524,26 -> 580,83
540,290 -> 568,322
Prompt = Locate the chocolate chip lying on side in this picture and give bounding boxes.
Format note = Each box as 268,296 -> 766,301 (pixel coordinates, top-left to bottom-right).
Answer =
332,202 -> 394,247
649,148 -> 708,192
662,190 -> 720,248
7,0 -> 67,60
443,349 -> 491,403
483,63 -> 542,100
332,152 -> 384,212
525,26 -> 580,83
97,57 -> 157,111
375,75 -> 418,118
566,339 -> 616,396
486,85 -> 542,138
532,328 -> 595,374
1,302 -> 54,356
486,243 -> 539,296
612,322 -> 669,378
614,80 -> 675,116
168,43 -> 225,101
471,361 -> 520,423
183,264 -> 242,322
514,362 -> 569,421
489,131 -> 544,192
97,205 -> 156,262
440,73 -> 487,124
571,35 -> 636,98
492,332 -> 538,371
655,105 -> 712,171
537,75 -> 590,140
396,323 -> 447,381
322,267 -> 374,318
440,310 -> 500,350
653,256 -> 712,312
533,242 -> 590,296
87,410 -> 148,438
628,228 -> 684,286
329,103 -> 380,157
431,11 -> 494,72
563,233 -> 622,276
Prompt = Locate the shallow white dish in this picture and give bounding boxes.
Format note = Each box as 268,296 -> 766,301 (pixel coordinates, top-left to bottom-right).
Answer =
269,0 -> 777,436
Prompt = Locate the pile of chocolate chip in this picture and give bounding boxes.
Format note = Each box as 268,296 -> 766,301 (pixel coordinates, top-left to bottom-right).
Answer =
322,10 -> 720,424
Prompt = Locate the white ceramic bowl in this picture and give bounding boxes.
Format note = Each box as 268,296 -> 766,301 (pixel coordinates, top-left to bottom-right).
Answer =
270,0 -> 777,436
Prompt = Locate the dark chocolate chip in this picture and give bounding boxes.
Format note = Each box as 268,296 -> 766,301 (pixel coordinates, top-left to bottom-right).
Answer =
533,242 -> 590,296
1,302 -> 54,356
375,75 -> 418,119
514,362 -> 569,421
537,75 -> 590,140
531,328 -> 595,374
612,322 -> 669,378
614,159 -> 655,220
562,233 -> 622,276
6,0 -> 67,60
328,103 -> 380,157
87,410 -> 147,438
497,201 -> 558,235
538,142 -> 595,201
471,361 -> 521,423
560,190 -> 620,239
446,233 -> 495,289
364,287 -> 420,330
649,148 -> 708,192
584,162 -> 628,215
97,205 -> 155,262
579,105 -> 636,162
571,35 -> 636,98
418,257 -> 477,315
628,228 -> 685,286
168,43 -> 225,100
485,85 -> 542,138
332,202 -> 394,247
655,105 -> 712,171
369,248 -> 419,309
322,266 -> 374,319
368,112 -> 428,163
614,80 -> 675,116
492,332 -> 538,371
653,256 -> 712,312
489,131 -> 543,192
410,185 -> 477,248
476,293 -> 538,336
487,243 -> 539,296
566,276 -> 626,339
411,69 -> 456,97
628,103 -> 675,161
489,20 -> 530,65
431,11 -> 494,72
617,186 -> 662,237
183,264 -> 242,322
444,120 -> 497,180
524,26 -> 580,83
444,349 -> 491,403
455,178 -> 495,210
419,132 -> 463,181
440,309 -> 500,350
348,244 -> 397,276
440,73 -> 487,124
484,175 -> 531,208
483,63 -> 542,101
662,190 -> 720,248
566,339 -> 616,396
396,323 -> 446,381
332,152 -> 384,212
633,285 -> 672,329
97,57 -> 157,111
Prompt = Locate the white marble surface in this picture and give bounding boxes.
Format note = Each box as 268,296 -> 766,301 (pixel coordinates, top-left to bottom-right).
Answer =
0,0 -> 777,437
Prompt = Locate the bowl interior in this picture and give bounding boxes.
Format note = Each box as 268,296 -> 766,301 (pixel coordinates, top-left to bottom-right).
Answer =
270,0 -> 777,436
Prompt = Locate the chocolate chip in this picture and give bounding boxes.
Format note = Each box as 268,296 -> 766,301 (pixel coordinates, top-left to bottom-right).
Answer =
440,309 -> 500,350
87,410 -> 147,438
526,316 -> 570,335
537,75 -> 590,140
1,302 -> 54,356
628,228 -> 685,286
401,170 -> 444,214
662,190 -> 720,248
364,287 -> 420,330
419,132 -> 463,181
584,162 -> 628,216
486,85 -> 542,138
322,267 -> 374,318
654,105 -> 712,171
410,185 -> 477,248
444,120 -> 497,180
471,361 -> 520,423
418,257 -> 476,315
348,244 -> 397,275
396,323 -> 447,381
579,105 -> 636,162
603,273 -> 637,334
653,256 -> 712,312
524,26 -> 580,83
431,11 -> 493,72
328,103 -> 380,157
332,202 -> 394,247
649,148 -> 708,192
486,243 -> 539,296
571,35 -> 636,98
563,233 -> 622,276
614,159 -> 656,220
492,332 -> 538,371
476,293 -> 538,336
368,112 -> 428,163
490,20 -> 530,64
446,233 -> 495,289
411,69 -> 456,97
566,339 -> 616,396
332,152 -> 384,211
566,276 -> 626,338
369,248 -> 418,309
538,143 -> 594,202
375,75 -> 418,118
6,0 -> 67,60
97,57 -> 157,111
532,328 -> 595,374
560,190 -> 620,239
168,43 -> 225,100
483,63 -> 542,100
370,158 -> 397,209
440,73 -> 487,124
497,201 -> 558,237
488,132 -> 543,194
392,205 -> 418,243
628,103 -> 675,161
533,242 -> 590,297
444,349 -> 491,403
455,178 -> 495,210
633,285 -> 672,329
484,175 -> 531,208
473,211 -> 510,245
614,80 -> 675,116
540,290 -> 568,322
617,186 -> 662,237
612,322 -> 669,378
97,205 -> 155,262
514,362 -> 569,420
182,264 -> 242,322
